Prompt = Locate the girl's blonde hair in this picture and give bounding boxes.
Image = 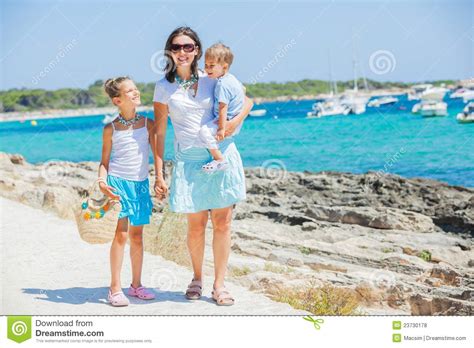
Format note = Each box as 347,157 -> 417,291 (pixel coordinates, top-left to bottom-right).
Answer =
205,43 -> 234,66
104,76 -> 131,99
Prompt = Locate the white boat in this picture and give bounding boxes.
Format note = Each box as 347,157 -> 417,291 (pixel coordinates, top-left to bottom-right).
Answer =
419,100 -> 448,117
451,87 -> 470,99
407,84 -> 433,101
308,51 -> 351,118
249,109 -> 267,117
307,96 -> 350,118
456,102 -> 474,123
102,113 -> 118,124
421,87 -> 449,100
451,83 -> 474,101
340,92 -> 369,114
462,90 -> 474,102
412,87 -> 448,115
339,37 -> 369,115
367,96 -> 399,107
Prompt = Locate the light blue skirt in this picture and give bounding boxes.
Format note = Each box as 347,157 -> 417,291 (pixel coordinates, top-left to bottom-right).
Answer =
107,175 -> 153,226
169,138 -> 247,213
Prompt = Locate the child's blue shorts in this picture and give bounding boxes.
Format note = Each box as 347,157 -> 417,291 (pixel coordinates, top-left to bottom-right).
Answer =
107,175 -> 153,226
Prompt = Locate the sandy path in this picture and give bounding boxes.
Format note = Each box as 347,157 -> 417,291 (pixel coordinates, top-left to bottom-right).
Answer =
0,198 -> 306,315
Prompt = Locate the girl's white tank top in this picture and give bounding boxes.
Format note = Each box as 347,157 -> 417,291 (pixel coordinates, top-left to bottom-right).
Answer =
108,117 -> 150,181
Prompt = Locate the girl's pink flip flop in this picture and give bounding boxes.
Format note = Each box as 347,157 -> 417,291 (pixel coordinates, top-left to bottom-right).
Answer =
127,285 -> 156,300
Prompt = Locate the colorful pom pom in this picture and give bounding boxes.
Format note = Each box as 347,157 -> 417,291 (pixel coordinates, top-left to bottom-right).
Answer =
81,202 -> 88,209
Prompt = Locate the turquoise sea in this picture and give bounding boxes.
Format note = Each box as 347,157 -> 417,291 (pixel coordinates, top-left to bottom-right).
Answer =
1,95 -> 473,187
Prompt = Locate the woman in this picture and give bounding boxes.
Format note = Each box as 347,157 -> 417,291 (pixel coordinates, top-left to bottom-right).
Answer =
153,27 -> 253,306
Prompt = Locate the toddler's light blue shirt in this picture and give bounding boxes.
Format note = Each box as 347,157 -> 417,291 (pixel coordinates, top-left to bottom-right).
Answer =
213,73 -> 244,120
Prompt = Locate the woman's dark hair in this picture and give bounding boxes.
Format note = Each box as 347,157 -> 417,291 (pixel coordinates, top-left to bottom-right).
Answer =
164,26 -> 202,83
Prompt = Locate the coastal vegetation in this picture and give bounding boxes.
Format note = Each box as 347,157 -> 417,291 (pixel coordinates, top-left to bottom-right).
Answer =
0,79 -> 456,112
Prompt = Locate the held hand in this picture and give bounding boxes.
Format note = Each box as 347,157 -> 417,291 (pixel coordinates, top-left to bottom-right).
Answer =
224,119 -> 236,138
99,182 -> 120,200
216,127 -> 225,142
154,177 -> 168,200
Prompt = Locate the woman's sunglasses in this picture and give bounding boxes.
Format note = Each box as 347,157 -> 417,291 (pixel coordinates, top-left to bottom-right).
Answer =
170,43 -> 196,53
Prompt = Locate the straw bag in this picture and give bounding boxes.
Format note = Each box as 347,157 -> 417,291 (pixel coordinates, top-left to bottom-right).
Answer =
74,180 -> 121,244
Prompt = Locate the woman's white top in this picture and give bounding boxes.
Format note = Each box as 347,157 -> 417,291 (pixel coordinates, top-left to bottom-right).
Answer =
108,117 -> 150,181
153,72 -> 217,152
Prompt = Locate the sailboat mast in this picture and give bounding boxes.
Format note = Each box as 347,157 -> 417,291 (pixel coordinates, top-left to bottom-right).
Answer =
353,57 -> 358,92
328,50 -> 334,96
328,50 -> 336,96
352,35 -> 358,92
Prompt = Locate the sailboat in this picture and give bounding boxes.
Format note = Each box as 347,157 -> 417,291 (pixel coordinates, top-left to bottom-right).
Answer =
307,51 -> 350,118
339,36 -> 369,115
307,96 -> 350,118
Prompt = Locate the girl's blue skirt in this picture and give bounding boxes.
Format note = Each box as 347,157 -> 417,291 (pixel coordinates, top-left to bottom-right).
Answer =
107,175 -> 153,226
169,138 -> 246,213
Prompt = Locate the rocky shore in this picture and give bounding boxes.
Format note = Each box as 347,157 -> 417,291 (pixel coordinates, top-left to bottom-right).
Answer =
1,152 -> 472,315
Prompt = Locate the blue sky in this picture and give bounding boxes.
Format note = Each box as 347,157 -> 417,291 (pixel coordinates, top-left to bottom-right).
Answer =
1,0 -> 472,90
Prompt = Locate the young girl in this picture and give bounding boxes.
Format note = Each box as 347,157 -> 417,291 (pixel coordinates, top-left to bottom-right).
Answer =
98,76 -> 161,307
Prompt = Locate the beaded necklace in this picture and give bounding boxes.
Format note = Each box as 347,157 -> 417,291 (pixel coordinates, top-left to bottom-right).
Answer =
176,74 -> 198,90
116,113 -> 141,127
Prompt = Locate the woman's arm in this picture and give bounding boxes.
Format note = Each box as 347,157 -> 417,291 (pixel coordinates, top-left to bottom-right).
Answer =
224,95 -> 254,138
98,124 -> 120,200
153,101 -> 169,199
147,118 -> 159,178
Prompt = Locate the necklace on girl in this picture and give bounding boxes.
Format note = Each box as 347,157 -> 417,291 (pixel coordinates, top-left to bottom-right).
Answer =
176,74 -> 198,90
117,113 -> 141,127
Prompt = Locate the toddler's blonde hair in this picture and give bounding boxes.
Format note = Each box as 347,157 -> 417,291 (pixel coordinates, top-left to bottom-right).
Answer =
205,43 -> 234,67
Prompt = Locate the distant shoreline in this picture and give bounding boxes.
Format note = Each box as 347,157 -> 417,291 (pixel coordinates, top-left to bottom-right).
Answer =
0,106 -> 153,123
0,88 -> 410,122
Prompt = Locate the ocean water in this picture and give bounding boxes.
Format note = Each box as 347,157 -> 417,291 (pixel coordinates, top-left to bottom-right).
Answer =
1,95 -> 473,187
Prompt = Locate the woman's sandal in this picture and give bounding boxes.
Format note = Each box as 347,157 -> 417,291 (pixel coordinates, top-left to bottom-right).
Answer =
212,286 -> 235,306
185,279 -> 202,300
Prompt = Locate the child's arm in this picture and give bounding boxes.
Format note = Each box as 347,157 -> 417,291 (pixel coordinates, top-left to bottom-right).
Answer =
216,102 -> 228,141
153,101 -> 169,200
147,118 -> 159,179
224,95 -> 254,138
98,124 -> 120,200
